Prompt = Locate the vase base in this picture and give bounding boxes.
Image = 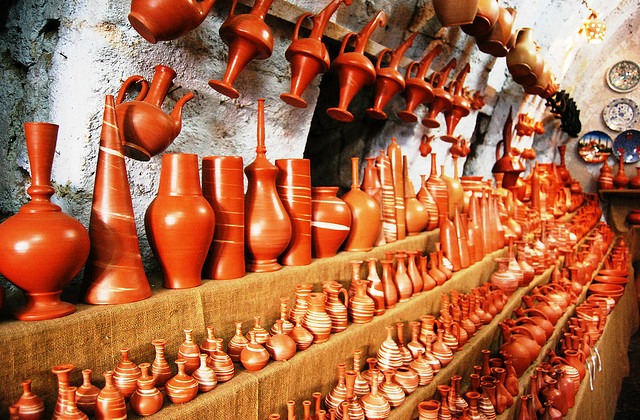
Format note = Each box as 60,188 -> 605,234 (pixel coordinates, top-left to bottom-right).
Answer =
163,277 -> 203,289
246,259 -> 282,273
397,110 -> 418,123
209,80 -> 240,99
421,118 -> 440,128
15,292 -> 76,321
326,107 -> 354,123
366,108 -> 387,120
280,93 -> 308,109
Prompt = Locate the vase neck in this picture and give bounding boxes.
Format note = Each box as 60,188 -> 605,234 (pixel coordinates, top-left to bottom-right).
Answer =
158,154 -> 202,196
256,98 -> 267,156
144,65 -> 176,107
23,122 -> 61,212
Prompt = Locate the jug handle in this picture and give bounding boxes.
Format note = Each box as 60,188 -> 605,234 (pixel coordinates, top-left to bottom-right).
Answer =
338,32 -> 358,55
292,12 -> 313,41
229,0 -> 240,16
495,139 -> 504,161
405,61 -> 419,78
116,75 -> 149,105
375,48 -> 393,70
339,287 -> 349,309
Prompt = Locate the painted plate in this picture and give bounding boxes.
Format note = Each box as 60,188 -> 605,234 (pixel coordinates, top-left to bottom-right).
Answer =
607,60 -> 640,93
612,129 -> 640,163
577,130 -> 613,163
602,98 -> 640,131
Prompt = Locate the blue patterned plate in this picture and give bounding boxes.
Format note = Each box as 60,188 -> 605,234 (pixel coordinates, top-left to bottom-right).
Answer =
612,129 -> 640,163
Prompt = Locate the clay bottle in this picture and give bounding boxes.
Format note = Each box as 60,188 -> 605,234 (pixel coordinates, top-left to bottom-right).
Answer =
377,150 -> 397,243
342,157 -> 382,251
387,138 -> 406,240
165,360 -> 198,404
366,258 -> 385,315
113,348 -> 141,399
394,252 -> 413,301
416,173 -> 440,231
192,354 -> 217,392
406,251 -> 424,295
13,379 -> 44,420
380,259 -> 399,308
129,0 -> 216,43
404,156 -> 429,235
95,371 -> 126,420
361,156 -> 386,246
129,363 -> 164,416
75,370 -> 99,417
151,339 -> 173,389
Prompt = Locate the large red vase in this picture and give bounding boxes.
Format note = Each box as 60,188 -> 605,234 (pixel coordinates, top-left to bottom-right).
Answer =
311,186 -> 352,258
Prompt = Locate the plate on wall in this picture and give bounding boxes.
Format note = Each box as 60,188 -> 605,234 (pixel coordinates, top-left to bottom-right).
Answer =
602,98 -> 640,131
612,129 -> 640,163
607,60 -> 640,93
577,130 -> 613,163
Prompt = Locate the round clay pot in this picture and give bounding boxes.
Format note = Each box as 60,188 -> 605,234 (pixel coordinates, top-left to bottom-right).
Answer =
95,371 -> 127,420
165,360 -> 198,404
311,187 -> 352,258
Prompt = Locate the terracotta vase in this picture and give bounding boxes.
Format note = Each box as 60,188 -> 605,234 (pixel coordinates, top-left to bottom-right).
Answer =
365,258 -> 385,315
281,0 -> 352,108
323,280 -> 349,333
266,319 -> 297,361
0,122 -> 90,320
244,99 -> 292,272
388,138 -> 406,240
433,0 -> 479,26
492,110 -> 524,189
75,370 -> 99,417
289,283 -> 313,322
129,363 -> 164,416
443,158 -> 465,219
95,371 -> 127,420
311,187 -> 352,257
342,157 -> 382,251
325,364 -> 347,412
351,349 -> 370,397
405,251 -> 424,295
419,255 -> 437,291
246,315 -> 271,344
209,0 -> 275,98
327,11 -> 386,122
461,0 -> 500,36
411,349 -> 434,386
422,59 -> 456,128
380,259 -> 398,309
377,325 -> 403,372
165,360 -> 198,403
349,279 -> 375,324
84,96 -> 151,305
426,153 -> 449,220
201,155 -> 246,279
507,28 -> 542,86
432,327 -> 454,366
377,150 -> 397,243
13,379 -> 44,420
291,314 -> 314,351
361,369 -> 390,420
442,64 -> 472,143
241,331 -> 271,371
151,339 -> 173,389
379,369 -> 405,407
302,292 -> 333,343
115,65 -> 193,160
490,258 -> 519,296
417,400 -> 441,420
271,297 -> 294,335
146,153 -> 214,288
613,153 -> 630,189
477,7 -> 517,57
404,157 -> 429,235
367,32 -> 417,120
209,338 -> 235,382
394,252 -> 414,301
113,348 -> 141,399
177,328 -> 202,375
193,353 -> 217,392
227,321 -> 250,362
397,45 -> 442,123
128,0 -> 216,43
275,158 -> 312,266
440,214 -> 462,272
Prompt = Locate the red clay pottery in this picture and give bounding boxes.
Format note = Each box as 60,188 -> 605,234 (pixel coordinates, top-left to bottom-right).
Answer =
240,331 -> 270,371
365,258 -> 385,315
246,315 -> 271,344
491,257 -> 519,296
327,11 -> 387,122
129,363 -> 164,416
178,328 -> 202,374
291,314 -> 314,351
398,45 -> 442,123
302,292 -> 333,343
404,158 -> 429,235
394,252 -> 414,301
151,339 -> 173,388
366,33 -> 417,120
417,173 -> 440,230
442,63 -> 471,143
442,158 -> 465,219
377,150 -> 397,243
84,96 -> 151,305
492,109 -> 524,188
0,122 -> 89,321
13,379 -> 44,420
433,0 -> 479,26
266,319 -> 297,361
325,364 -> 347,412
271,297 -> 294,335
419,134 -> 435,157
507,28 -> 542,86
628,210 -> 640,225
323,280 -> 349,332
128,0 -> 216,43
361,369 -> 390,419
406,251 -> 424,294
628,166 -> 640,189
422,58 -> 456,128
192,354 -> 217,392
289,282 -> 313,322
210,338 -> 235,382
613,151 -> 629,189
348,279 -> 375,323
75,370 -> 99,417
209,0 -> 275,98
477,7 -> 517,57
311,186 -> 351,257
113,348 -> 141,399
597,160 -> 614,190
380,259 -> 398,309
361,156 -> 385,246
146,153 -> 214,289
281,0 -> 352,108
377,325 -> 403,372
115,65 -> 193,161
342,157 -> 382,251
387,137 -> 406,240
57,386 -> 87,419
244,99 -> 292,272
276,158 -> 312,266
417,400 -> 440,419
165,360 -> 198,403
461,0 -> 499,36
95,371 -> 126,420
202,155 -> 245,280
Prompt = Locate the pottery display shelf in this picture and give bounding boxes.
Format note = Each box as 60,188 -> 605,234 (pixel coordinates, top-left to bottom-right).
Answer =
598,189 -> 640,234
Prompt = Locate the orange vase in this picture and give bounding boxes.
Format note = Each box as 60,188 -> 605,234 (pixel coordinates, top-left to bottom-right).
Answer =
403,156 -> 429,235
397,45 -> 442,123
377,150 -> 397,243
422,58 -> 456,128
311,187 -> 352,257
441,63 -> 471,143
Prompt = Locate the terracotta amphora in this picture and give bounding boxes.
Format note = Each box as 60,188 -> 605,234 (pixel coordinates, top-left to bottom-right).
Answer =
311,186 -> 352,257
84,97 -> 151,305
326,11 -> 387,122
244,99 -> 292,272
128,0 -> 216,43
461,0 -> 500,37
0,122 -> 89,320
281,0 -> 352,108
366,33 -> 417,120
115,64 -> 193,161
477,7 -> 517,57
432,0 -> 479,26
422,58 -> 456,128
397,45 -> 442,123
441,63 -> 471,143
209,0 -> 275,98
342,157 -> 382,251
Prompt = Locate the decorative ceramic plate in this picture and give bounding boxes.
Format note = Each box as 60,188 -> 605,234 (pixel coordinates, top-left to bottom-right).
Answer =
577,130 -> 613,163
606,60 -> 640,93
612,129 -> 640,163
602,98 -> 640,131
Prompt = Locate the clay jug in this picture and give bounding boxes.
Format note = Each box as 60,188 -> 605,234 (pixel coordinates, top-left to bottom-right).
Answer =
461,0 -> 500,36
276,158 -> 312,266
281,0 -> 352,107
113,348 -> 141,399
422,58 -> 456,128
377,150 -> 397,243
115,65 -> 193,160
0,122 -> 89,320
289,283 -> 313,322
367,33 -> 417,120
129,363 -> 164,416
398,45 -> 442,123
302,292 -> 333,343
613,152 -> 629,189
311,186 -> 352,257
75,370 -> 99,417
442,64 -> 472,143
165,359 -> 198,403
404,157 -> 429,235
266,319 -> 297,361
387,138 -> 406,240
128,0 -> 216,43
150,339 -> 173,389
13,379 -> 44,420
366,258 -> 385,315
432,0 -> 479,26
202,155 -> 246,279
84,96 -> 151,305
95,371 -> 126,420
477,7 -> 517,57
245,99 -> 292,272
507,28 -> 541,85
349,279 -> 375,324
146,153 -> 214,288
342,157 -> 382,251
426,153 -> 449,219
327,11 -> 387,122
380,259 -> 399,309
209,0 -> 275,98
323,280 -> 349,332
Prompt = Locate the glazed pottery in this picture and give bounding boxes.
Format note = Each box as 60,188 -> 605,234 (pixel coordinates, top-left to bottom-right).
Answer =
433,0 -> 479,26
151,339 -> 173,388
209,0 -> 275,98
116,65 -> 193,160
397,45 -> 442,123
281,0 -> 352,108
311,187 -> 352,257
165,360 -> 198,403
178,328 -> 202,375
209,338 -> 235,382
388,138 -> 406,240
244,99 -> 292,272
276,158 -> 312,266
366,33 -> 417,119
192,354 -> 217,392
342,157 -> 382,251
113,348 -> 141,399
75,370 -> 99,417
377,150 -> 397,242
477,7 -> 517,57
422,58 -> 456,128
13,379 -> 44,420
302,292 -> 333,343
146,153 -> 215,289
461,0 -> 500,36
326,11 -> 387,122
0,122 -> 89,320
129,363 -> 164,416
202,155 -> 246,279
84,95 -> 151,305
241,331 -> 271,371
128,0 -> 216,43
266,319 -> 297,361
95,371 -> 126,420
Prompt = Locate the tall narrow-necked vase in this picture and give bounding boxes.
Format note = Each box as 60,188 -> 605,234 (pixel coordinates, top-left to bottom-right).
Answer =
84,95 -> 152,305
244,99 -> 292,272
377,150 -> 397,243
209,0 -> 275,98
388,137 -> 406,240
0,122 -> 90,320
146,153 -> 215,289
